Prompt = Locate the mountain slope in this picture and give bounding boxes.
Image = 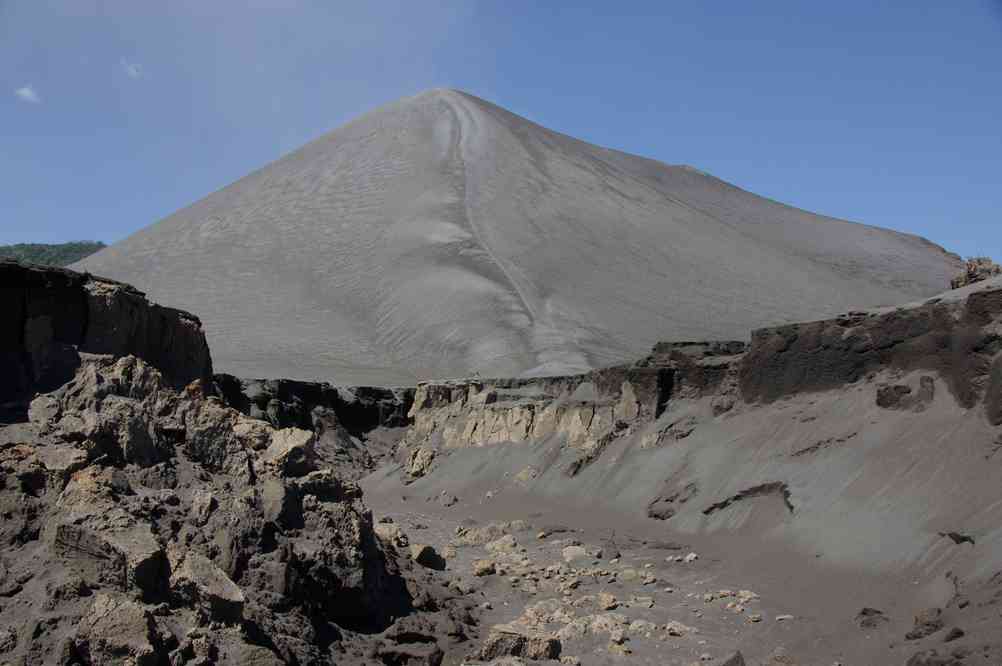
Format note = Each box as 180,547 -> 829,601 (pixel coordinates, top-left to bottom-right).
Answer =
75,89 -> 961,383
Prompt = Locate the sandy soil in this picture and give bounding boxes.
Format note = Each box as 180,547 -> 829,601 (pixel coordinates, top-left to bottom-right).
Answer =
362,482 -> 1002,665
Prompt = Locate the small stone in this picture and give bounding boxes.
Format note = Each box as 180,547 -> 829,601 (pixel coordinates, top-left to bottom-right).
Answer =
775,614 -> 795,622
486,534 -> 519,554
684,552 -> 699,563
473,559 -> 497,577
562,545 -> 590,563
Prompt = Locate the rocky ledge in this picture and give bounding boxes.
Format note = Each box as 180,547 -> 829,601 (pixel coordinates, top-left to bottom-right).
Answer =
1,260 -> 212,423
398,341 -> 746,479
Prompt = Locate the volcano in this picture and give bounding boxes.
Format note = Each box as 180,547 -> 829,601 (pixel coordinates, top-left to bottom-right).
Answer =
75,89 -> 961,383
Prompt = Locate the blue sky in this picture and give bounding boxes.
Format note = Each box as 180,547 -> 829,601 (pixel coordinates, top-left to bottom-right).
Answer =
3,1 -> 1000,261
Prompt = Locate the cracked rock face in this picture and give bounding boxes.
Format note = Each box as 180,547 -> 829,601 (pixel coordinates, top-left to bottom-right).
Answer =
0,355 -> 471,665
1,260 -> 212,424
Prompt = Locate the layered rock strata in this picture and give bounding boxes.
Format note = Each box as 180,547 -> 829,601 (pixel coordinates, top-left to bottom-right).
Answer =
1,260 -> 212,423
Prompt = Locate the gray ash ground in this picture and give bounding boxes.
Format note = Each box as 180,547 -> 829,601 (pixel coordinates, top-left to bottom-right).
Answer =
363,486 -> 1002,666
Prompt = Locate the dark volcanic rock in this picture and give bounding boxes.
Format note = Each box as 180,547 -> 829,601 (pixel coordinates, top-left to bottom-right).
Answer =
0,260 -> 212,423
740,285 -> 1002,407
215,374 -> 415,479
0,355 -> 468,664
215,374 -> 414,436
856,607 -> 891,629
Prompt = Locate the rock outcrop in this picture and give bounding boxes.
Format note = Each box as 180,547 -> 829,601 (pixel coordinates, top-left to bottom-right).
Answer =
0,355 -> 471,664
215,375 -> 413,436
384,279 -> 1002,582
950,257 -> 1001,289
739,286 -> 1002,407
215,374 -> 414,479
398,342 -> 745,479
1,260 -> 212,423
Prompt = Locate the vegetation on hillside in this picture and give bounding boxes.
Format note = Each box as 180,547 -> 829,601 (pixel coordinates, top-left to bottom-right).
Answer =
0,241 -> 106,267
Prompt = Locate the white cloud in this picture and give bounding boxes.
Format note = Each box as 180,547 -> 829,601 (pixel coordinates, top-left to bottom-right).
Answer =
14,85 -> 40,103
120,58 -> 144,79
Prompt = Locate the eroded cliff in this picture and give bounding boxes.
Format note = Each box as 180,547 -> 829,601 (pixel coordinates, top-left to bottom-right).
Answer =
1,260 -> 212,423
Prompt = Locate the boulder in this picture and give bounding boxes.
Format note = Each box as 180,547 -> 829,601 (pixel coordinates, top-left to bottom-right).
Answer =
262,427 -> 317,477
410,544 -> 446,571
170,551 -> 245,622
485,535 -> 519,554
73,593 -> 165,666
473,559 -> 497,577
561,545 -> 589,564
375,522 -> 410,548
477,625 -> 561,661
51,520 -> 166,597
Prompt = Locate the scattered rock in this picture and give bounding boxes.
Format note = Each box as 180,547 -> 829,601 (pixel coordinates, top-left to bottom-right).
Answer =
855,607 -> 890,629
906,608 -> 944,640
473,559 -> 497,577
561,545 -> 590,564
486,535 -> 519,554
408,446 -> 436,478
376,521 -> 410,548
477,625 -> 561,661
597,592 -> 618,610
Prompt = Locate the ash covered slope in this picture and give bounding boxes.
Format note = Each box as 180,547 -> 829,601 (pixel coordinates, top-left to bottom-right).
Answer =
76,89 -> 960,384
